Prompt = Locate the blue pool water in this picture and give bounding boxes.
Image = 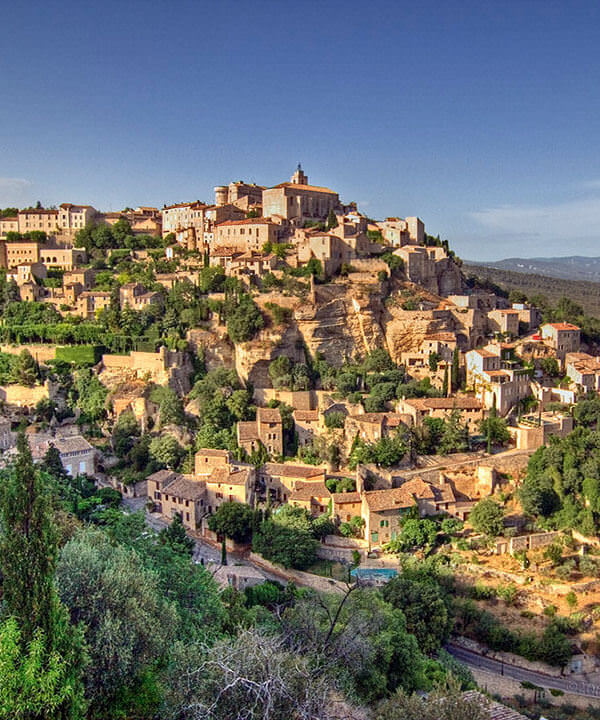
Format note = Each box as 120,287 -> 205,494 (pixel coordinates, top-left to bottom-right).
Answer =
350,567 -> 398,582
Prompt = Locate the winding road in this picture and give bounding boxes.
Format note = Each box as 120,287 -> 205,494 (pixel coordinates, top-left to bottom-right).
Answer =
446,642 -> 600,700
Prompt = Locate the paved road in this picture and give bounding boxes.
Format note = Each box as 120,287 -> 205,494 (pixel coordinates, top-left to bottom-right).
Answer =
446,643 -> 600,699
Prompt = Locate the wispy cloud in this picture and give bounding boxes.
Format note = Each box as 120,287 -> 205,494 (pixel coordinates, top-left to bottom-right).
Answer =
468,193 -> 600,242
0,177 -> 31,190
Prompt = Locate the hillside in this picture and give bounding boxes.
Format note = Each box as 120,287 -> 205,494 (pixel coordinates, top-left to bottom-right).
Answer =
468,256 -> 600,282
464,263 -> 600,318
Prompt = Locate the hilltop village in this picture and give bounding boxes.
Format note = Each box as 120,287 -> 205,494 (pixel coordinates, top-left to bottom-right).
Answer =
3,167 -> 600,715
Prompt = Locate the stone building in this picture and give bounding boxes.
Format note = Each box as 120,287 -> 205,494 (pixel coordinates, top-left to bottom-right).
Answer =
76,291 -> 111,318
29,434 -> 96,476
262,166 -> 339,223
487,308 -> 520,336
214,181 -> 265,208
119,282 -> 163,311
466,346 -> 532,415
258,462 -> 326,503
17,208 -> 59,235
397,396 -> 485,432
214,218 -> 280,252
540,322 -> 581,361
377,217 -> 424,246
237,407 -> 283,457
39,246 -> 87,270
0,215 -> 18,239
58,204 -> 97,233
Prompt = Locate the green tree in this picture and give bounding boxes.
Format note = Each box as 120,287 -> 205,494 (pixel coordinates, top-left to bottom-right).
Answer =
442,365 -> 449,397
208,502 -> 254,544
0,432 -> 56,642
0,432 -> 86,718
41,443 -> 66,480
451,347 -> 460,391
479,411 -> 510,448
13,349 -> 37,387
439,409 -> 469,455
158,513 -> 194,556
0,618 -> 85,720
383,574 -> 453,654
326,209 -> 338,230
469,497 -> 504,537
226,296 -> 263,343
148,434 -> 184,470
56,528 -> 177,716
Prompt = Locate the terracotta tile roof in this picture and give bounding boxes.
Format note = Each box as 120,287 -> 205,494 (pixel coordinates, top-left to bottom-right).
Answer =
210,247 -> 242,257
163,475 -> 206,501
471,348 -> 499,358
348,413 -> 385,424
237,420 -> 259,442
257,407 -> 282,423
423,332 -> 457,342
216,218 -> 273,226
293,410 -> 319,422
419,397 -> 483,410
289,481 -> 331,501
271,182 -> 338,195
262,462 -> 325,479
196,448 -> 231,458
147,469 -> 178,486
544,322 -> 580,331
230,468 -> 252,485
363,478 -> 434,511
163,201 -> 207,210
331,492 -> 361,503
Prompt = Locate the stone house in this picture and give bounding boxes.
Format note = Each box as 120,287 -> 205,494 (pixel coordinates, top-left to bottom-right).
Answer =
401,331 -> 457,369
2,240 -> 41,268
331,491 -> 363,525
29,434 -> 96,476
214,218 -> 280,253
119,282 -> 163,311
360,477 -> 437,548
258,462 -> 326,502
396,396 -> 484,433
237,407 -> 283,457
147,470 -> 206,530
466,346 -> 532,415
0,216 -> 18,239
58,204 -> 97,233
293,409 -> 321,447
289,481 -> 331,516
565,352 -> 600,392
487,308 -> 520,336
540,322 -> 580,361
76,291 -> 111,318
39,246 -> 87,271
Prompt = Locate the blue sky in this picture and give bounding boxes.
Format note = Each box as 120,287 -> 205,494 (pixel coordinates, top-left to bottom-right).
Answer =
1,0 -> 600,260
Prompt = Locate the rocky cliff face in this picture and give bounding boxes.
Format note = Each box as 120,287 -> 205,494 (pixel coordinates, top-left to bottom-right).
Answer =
185,260 -> 472,386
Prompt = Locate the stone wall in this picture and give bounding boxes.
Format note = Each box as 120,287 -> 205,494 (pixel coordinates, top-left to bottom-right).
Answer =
0,344 -> 57,362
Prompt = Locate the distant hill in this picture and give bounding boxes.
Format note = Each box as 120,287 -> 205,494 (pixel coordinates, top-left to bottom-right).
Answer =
465,256 -> 600,282
464,263 -> 600,318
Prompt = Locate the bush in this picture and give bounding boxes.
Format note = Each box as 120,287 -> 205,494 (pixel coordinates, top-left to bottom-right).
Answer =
324,411 -> 345,429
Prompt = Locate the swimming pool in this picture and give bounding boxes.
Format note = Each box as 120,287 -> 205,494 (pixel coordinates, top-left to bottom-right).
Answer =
350,567 -> 398,583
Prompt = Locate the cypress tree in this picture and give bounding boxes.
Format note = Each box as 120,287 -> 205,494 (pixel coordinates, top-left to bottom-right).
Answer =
0,430 -> 57,642
0,430 -> 87,717
451,347 -> 459,392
